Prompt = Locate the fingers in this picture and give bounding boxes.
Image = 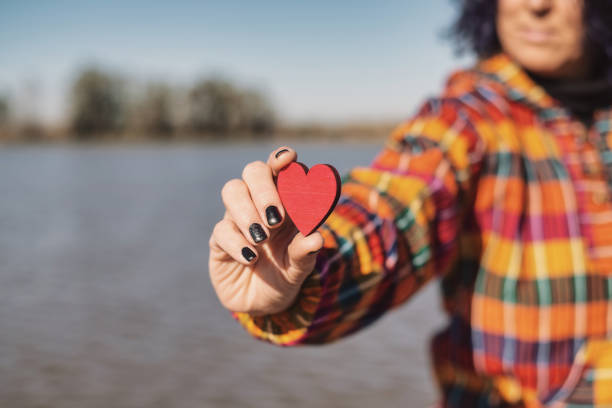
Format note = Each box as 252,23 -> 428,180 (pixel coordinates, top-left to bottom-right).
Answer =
267,146 -> 297,176
241,145 -> 298,229
221,179 -> 269,246
219,146 -> 298,248
211,218 -> 258,265
242,161 -> 285,229
286,231 -> 324,274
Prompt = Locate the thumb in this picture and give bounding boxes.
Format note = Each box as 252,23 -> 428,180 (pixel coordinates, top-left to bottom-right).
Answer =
285,231 -> 324,284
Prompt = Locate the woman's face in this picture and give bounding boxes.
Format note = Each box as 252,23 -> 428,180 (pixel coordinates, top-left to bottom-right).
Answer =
497,0 -> 589,79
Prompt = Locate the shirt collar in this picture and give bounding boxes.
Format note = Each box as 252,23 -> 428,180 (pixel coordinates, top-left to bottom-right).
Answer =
471,52 -> 612,127
475,52 -> 558,112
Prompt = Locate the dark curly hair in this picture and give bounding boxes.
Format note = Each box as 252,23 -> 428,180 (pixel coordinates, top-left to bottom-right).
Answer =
449,0 -> 612,82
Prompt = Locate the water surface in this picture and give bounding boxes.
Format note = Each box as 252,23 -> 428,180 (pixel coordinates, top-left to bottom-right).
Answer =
0,143 -> 447,407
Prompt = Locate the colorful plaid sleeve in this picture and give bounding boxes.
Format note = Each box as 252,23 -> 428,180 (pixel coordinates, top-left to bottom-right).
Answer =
232,97 -> 485,345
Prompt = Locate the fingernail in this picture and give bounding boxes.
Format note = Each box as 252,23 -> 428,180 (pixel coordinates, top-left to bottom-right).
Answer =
275,149 -> 289,159
249,223 -> 267,243
266,206 -> 282,226
242,247 -> 256,262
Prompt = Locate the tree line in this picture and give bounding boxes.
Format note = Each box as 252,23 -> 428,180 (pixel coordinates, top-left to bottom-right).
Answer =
0,66 -> 276,141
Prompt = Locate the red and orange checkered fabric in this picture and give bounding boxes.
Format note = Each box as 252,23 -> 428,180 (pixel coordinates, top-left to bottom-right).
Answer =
232,53 -> 612,407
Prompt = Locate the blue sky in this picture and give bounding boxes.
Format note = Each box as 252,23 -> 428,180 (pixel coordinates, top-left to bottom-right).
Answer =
0,1 -> 473,125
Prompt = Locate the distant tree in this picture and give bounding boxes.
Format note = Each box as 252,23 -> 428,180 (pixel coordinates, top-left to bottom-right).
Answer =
135,83 -> 174,137
240,89 -> 275,134
70,67 -> 124,137
0,95 -> 8,127
0,95 -> 9,139
188,78 -> 242,134
187,78 -> 275,136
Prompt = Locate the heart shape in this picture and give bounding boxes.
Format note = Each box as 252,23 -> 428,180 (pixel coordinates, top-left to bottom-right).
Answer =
277,161 -> 341,236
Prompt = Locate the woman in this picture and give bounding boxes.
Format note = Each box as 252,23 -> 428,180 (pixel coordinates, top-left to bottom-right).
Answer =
209,0 -> 612,406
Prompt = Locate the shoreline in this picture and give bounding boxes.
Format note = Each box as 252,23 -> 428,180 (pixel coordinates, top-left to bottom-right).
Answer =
0,132 -> 395,147
0,121 -> 399,147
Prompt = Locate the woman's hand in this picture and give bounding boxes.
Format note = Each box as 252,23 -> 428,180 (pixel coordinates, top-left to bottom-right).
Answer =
209,147 -> 324,316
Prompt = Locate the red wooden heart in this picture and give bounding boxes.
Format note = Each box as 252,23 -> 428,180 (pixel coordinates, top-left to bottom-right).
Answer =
277,161 -> 341,236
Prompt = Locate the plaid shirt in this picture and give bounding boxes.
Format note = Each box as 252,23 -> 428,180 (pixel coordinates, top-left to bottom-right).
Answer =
232,53 -> 612,407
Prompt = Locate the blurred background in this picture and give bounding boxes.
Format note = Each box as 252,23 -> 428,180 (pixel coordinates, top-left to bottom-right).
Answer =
0,1 -> 472,406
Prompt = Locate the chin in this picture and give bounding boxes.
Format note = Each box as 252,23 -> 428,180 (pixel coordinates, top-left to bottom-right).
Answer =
517,58 -> 566,77
504,44 -> 585,79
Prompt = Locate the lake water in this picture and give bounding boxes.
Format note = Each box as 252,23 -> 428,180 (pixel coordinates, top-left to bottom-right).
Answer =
0,143 -> 447,407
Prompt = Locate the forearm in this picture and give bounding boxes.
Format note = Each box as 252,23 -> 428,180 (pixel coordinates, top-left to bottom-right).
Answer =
232,98 -> 484,345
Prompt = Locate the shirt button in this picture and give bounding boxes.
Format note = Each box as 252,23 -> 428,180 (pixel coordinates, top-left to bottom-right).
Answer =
592,190 -> 609,205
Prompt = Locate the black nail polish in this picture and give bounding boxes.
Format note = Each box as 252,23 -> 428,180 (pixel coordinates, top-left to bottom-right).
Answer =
266,206 -> 282,226
249,223 -> 267,243
242,247 -> 256,262
275,149 -> 289,159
